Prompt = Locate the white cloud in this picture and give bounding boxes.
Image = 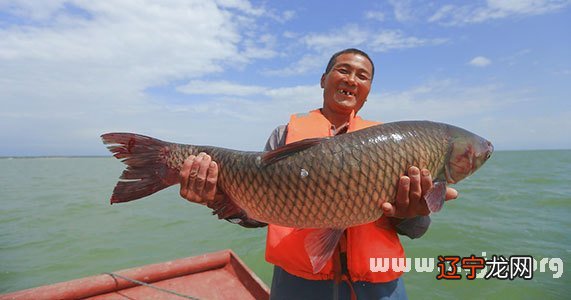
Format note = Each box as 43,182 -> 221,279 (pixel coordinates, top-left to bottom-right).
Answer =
0,1 -> 250,86
370,30 -> 447,52
177,80 -> 267,96
283,31 -> 298,39
362,79 -> 521,122
177,80 -> 322,101
499,49 -> 532,66
486,0 -> 568,14
263,53 -> 328,76
304,25 -> 446,52
555,69 -> 571,75
388,0 -> 415,22
214,0 -> 265,16
0,0 -> 67,21
1,1 -> 567,155
357,78 -> 570,150
357,79 -> 571,150
469,56 -> 492,67
429,0 -> 571,25
364,10 -> 386,22
268,9 -> 295,23
263,84 -> 321,100
304,26 -> 446,53
265,26 -> 446,76
303,24 -> 368,53
0,1 -> 283,155
157,83 -> 322,149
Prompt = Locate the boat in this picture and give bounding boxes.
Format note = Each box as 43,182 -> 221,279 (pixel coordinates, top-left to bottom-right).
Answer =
0,249 -> 270,300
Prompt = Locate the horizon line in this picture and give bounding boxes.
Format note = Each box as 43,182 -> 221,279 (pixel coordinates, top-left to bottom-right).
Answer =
1,148 -> 570,159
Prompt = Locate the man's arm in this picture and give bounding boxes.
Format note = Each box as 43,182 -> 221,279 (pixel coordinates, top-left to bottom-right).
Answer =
264,125 -> 287,151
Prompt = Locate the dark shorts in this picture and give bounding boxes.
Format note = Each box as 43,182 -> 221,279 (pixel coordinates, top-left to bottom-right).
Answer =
270,266 -> 408,300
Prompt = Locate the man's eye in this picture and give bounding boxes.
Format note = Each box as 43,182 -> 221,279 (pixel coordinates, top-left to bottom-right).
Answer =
337,68 -> 349,74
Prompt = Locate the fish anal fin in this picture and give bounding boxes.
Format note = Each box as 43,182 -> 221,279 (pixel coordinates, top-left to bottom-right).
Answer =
425,181 -> 447,213
304,228 -> 344,274
261,137 -> 328,165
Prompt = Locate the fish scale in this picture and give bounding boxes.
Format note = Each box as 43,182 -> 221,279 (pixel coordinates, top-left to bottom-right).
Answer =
102,120 -> 492,230
218,122 -> 446,228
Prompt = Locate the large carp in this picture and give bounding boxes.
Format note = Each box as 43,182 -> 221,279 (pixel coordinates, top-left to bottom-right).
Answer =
102,120 -> 493,272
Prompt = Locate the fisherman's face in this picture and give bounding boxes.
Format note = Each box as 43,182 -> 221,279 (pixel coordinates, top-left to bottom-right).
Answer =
321,53 -> 373,115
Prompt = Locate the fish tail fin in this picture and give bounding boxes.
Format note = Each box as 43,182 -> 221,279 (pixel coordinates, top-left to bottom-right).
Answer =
101,133 -> 180,204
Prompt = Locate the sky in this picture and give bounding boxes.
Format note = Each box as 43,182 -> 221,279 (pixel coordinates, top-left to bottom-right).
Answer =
0,0 -> 570,156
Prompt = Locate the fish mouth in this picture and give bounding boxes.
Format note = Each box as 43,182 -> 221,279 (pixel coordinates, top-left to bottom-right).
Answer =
484,140 -> 494,159
337,89 -> 356,97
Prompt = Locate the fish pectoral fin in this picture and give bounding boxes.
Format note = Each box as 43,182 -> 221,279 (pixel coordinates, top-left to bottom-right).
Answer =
206,194 -> 266,228
261,137 -> 328,165
424,181 -> 447,213
304,228 -> 344,274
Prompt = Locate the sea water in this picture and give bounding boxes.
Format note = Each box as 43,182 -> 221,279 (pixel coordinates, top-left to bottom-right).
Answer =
1,150 -> 569,299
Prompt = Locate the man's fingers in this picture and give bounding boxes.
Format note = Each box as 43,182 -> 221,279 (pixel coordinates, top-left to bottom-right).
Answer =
179,155 -> 195,198
445,187 -> 458,201
189,154 -> 203,178
418,168 -> 432,215
396,175 -> 410,210
382,202 -> 396,217
203,161 -> 219,201
182,155 -> 201,198
178,153 -> 220,204
408,166 -> 422,202
196,153 -> 211,182
193,153 -> 211,196
420,169 -> 432,195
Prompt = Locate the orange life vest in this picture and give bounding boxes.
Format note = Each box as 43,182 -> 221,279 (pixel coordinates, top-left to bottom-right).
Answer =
265,109 -> 405,283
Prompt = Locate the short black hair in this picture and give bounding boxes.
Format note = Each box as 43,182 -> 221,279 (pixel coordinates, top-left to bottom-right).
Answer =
324,48 -> 375,80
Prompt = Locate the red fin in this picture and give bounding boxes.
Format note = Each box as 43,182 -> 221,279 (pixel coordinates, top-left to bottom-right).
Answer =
101,133 -> 180,204
206,194 -> 267,228
424,181 -> 447,213
304,228 -> 344,274
261,137 -> 327,165
207,195 -> 244,220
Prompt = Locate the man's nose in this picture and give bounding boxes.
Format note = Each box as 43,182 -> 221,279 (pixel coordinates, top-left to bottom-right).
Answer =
345,72 -> 357,85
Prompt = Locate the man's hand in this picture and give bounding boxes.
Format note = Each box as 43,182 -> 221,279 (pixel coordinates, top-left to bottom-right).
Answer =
178,153 -> 266,228
382,166 -> 458,219
179,152 -> 219,204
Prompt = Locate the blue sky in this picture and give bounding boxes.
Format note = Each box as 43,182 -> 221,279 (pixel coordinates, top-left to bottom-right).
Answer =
1,0 -> 570,156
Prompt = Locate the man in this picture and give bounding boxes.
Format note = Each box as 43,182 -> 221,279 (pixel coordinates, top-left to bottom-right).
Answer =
179,48 -> 457,299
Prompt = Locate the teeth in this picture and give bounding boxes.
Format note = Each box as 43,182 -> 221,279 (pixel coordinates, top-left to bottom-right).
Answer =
338,90 -> 354,96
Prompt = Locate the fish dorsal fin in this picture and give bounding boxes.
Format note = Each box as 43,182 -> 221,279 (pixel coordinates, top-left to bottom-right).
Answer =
261,137 -> 328,165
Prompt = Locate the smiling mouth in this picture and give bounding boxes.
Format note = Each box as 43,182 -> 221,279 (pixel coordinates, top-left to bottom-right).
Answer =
337,89 -> 355,97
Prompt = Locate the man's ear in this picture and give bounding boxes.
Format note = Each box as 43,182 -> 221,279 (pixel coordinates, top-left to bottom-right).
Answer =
320,73 -> 326,88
